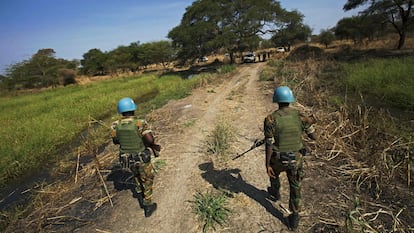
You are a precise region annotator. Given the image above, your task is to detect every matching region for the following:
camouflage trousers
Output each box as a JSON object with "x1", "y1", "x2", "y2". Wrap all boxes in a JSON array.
[
  {"x1": 268, "y1": 151, "x2": 304, "y2": 213},
  {"x1": 132, "y1": 161, "x2": 155, "y2": 206}
]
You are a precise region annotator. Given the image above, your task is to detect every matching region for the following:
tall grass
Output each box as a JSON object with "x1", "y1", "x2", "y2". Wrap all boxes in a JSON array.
[
  {"x1": 0, "y1": 72, "x2": 219, "y2": 187},
  {"x1": 342, "y1": 57, "x2": 414, "y2": 110},
  {"x1": 206, "y1": 119, "x2": 235, "y2": 157}
]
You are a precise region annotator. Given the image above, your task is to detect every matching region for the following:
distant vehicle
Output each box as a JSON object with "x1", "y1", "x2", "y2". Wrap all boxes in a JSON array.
[
  {"x1": 276, "y1": 47, "x2": 285, "y2": 53},
  {"x1": 243, "y1": 52, "x2": 256, "y2": 63},
  {"x1": 198, "y1": 56, "x2": 209, "y2": 62}
]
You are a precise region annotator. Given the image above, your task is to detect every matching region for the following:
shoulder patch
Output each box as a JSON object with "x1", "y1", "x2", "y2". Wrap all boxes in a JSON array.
[
  {"x1": 265, "y1": 114, "x2": 275, "y2": 124},
  {"x1": 135, "y1": 120, "x2": 143, "y2": 128}
]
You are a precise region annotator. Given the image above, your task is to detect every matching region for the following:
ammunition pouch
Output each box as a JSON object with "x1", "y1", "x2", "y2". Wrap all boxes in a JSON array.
[
  {"x1": 275, "y1": 152, "x2": 297, "y2": 166},
  {"x1": 299, "y1": 148, "x2": 307, "y2": 157},
  {"x1": 119, "y1": 148, "x2": 151, "y2": 172},
  {"x1": 119, "y1": 153, "x2": 140, "y2": 170},
  {"x1": 140, "y1": 148, "x2": 151, "y2": 163}
]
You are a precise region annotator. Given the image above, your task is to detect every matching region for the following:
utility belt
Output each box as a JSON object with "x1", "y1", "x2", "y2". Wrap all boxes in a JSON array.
[
  {"x1": 273, "y1": 148, "x2": 306, "y2": 166},
  {"x1": 119, "y1": 148, "x2": 152, "y2": 170},
  {"x1": 274, "y1": 152, "x2": 297, "y2": 165}
]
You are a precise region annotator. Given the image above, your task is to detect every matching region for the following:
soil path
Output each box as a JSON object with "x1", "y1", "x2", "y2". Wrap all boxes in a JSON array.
[{"x1": 81, "y1": 62, "x2": 296, "y2": 232}]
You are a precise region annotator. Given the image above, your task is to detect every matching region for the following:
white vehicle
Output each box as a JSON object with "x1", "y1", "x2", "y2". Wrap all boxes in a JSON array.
[
  {"x1": 243, "y1": 52, "x2": 256, "y2": 63},
  {"x1": 198, "y1": 56, "x2": 209, "y2": 62},
  {"x1": 276, "y1": 47, "x2": 285, "y2": 53}
]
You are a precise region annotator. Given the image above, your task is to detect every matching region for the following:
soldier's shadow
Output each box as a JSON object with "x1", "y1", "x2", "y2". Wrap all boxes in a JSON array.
[
  {"x1": 199, "y1": 161, "x2": 288, "y2": 227},
  {"x1": 107, "y1": 166, "x2": 143, "y2": 207}
]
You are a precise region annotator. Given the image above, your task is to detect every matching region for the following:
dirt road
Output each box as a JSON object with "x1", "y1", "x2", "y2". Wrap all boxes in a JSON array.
[{"x1": 77, "y1": 62, "x2": 305, "y2": 232}]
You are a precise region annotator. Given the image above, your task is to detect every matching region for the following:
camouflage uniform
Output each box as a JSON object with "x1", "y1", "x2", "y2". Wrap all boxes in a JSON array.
[
  {"x1": 111, "y1": 116, "x2": 155, "y2": 206},
  {"x1": 264, "y1": 107, "x2": 315, "y2": 214}
]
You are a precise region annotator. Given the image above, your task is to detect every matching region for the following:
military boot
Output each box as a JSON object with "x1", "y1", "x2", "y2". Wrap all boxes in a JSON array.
[
  {"x1": 144, "y1": 203, "x2": 157, "y2": 217},
  {"x1": 267, "y1": 186, "x2": 280, "y2": 201},
  {"x1": 136, "y1": 192, "x2": 144, "y2": 208},
  {"x1": 288, "y1": 212, "x2": 299, "y2": 231}
]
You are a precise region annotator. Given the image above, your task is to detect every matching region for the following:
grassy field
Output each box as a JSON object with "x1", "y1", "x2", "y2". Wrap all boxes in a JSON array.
[
  {"x1": 0, "y1": 69, "x2": 230, "y2": 188},
  {"x1": 341, "y1": 56, "x2": 414, "y2": 110}
]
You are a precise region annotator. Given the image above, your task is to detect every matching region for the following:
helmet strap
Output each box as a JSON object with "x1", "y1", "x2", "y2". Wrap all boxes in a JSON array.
[
  {"x1": 122, "y1": 111, "x2": 135, "y2": 116},
  {"x1": 278, "y1": 103, "x2": 289, "y2": 108}
]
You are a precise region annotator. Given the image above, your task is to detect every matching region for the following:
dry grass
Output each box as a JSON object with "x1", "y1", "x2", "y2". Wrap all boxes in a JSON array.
[
  {"x1": 269, "y1": 54, "x2": 413, "y2": 232},
  {"x1": 1, "y1": 118, "x2": 120, "y2": 233}
]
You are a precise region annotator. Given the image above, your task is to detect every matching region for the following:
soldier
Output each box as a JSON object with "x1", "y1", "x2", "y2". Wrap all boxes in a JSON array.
[
  {"x1": 263, "y1": 86, "x2": 317, "y2": 231},
  {"x1": 111, "y1": 97, "x2": 161, "y2": 217}
]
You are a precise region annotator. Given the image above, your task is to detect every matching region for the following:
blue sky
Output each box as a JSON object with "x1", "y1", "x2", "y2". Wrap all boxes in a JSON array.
[{"x1": 0, "y1": 0, "x2": 359, "y2": 74}]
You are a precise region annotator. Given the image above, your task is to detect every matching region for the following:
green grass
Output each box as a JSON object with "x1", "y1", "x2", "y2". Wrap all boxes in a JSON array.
[
  {"x1": 342, "y1": 57, "x2": 414, "y2": 110},
  {"x1": 218, "y1": 64, "x2": 236, "y2": 74},
  {"x1": 0, "y1": 71, "x2": 222, "y2": 187},
  {"x1": 191, "y1": 191, "x2": 231, "y2": 233},
  {"x1": 206, "y1": 119, "x2": 235, "y2": 157}
]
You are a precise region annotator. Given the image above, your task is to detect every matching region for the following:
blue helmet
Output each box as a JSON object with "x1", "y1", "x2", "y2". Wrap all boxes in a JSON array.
[
  {"x1": 272, "y1": 86, "x2": 295, "y2": 103},
  {"x1": 117, "y1": 97, "x2": 137, "y2": 113}
]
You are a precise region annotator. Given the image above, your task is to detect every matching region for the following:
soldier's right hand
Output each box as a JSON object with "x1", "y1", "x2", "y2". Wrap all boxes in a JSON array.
[
  {"x1": 153, "y1": 149, "x2": 160, "y2": 157},
  {"x1": 267, "y1": 166, "x2": 276, "y2": 178}
]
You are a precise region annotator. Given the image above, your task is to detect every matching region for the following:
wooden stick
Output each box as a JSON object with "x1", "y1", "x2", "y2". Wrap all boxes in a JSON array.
[
  {"x1": 408, "y1": 152, "x2": 411, "y2": 187},
  {"x1": 96, "y1": 165, "x2": 113, "y2": 207},
  {"x1": 96, "y1": 229, "x2": 112, "y2": 233},
  {"x1": 75, "y1": 148, "x2": 80, "y2": 184},
  {"x1": 89, "y1": 115, "x2": 111, "y2": 129}
]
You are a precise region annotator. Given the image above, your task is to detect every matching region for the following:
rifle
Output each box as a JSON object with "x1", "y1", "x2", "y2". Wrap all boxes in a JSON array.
[{"x1": 232, "y1": 139, "x2": 265, "y2": 160}]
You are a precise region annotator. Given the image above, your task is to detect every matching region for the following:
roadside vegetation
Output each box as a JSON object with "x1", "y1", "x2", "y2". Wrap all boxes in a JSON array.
[
  {"x1": 342, "y1": 57, "x2": 414, "y2": 110},
  {"x1": 206, "y1": 119, "x2": 236, "y2": 158},
  {"x1": 0, "y1": 69, "x2": 232, "y2": 231},
  {"x1": 262, "y1": 47, "x2": 413, "y2": 232},
  {"x1": 191, "y1": 190, "x2": 231, "y2": 233},
  {"x1": 0, "y1": 71, "x2": 225, "y2": 189}
]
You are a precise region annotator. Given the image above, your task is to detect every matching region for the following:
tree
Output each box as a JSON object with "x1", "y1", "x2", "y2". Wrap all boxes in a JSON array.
[
  {"x1": 271, "y1": 10, "x2": 311, "y2": 50},
  {"x1": 105, "y1": 46, "x2": 133, "y2": 75},
  {"x1": 168, "y1": 0, "x2": 225, "y2": 63},
  {"x1": 335, "y1": 15, "x2": 386, "y2": 44},
  {"x1": 80, "y1": 48, "x2": 107, "y2": 76},
  {"x1": 0, "y1": 74, "x2": 14, "y2": 92},
  {"x1": 5, "y1": 49, "x2": 78, "y2": 90},
  {"x1": 319, "y1": 29, "x2": 336, "y2": 48},
  {"x1": 29, "y1": 48, "x2": 60, "y2": 87},
  {"x1": 343, "y1": 0, "x2": 414, "y2": 49},
  {"x1": 168, "y1": 0, "x2": 304, "y2": 63},
  {"x1": 148, "y1": 41, "x2": 176, "y2": 68}
]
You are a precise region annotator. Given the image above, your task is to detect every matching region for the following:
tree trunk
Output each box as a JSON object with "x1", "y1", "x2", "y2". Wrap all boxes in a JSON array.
[{"x1": 397, "y1": 30, "x2": 406, "y2": 50}]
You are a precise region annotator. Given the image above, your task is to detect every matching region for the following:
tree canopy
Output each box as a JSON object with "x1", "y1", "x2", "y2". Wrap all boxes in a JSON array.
[
  {"x1": 168, "y1": 0, "x2": 309, "y2": 63},
  {"x1": 318, "y1": 29, "x2": 336, "y2": 48},
  {"x1": 5, "y1": 49, "x2": 78, "y2": 90},
  {"x1": 2, "y1": 40, "x2": 176, "y2": 92},
  {"x1": 270, "y1": 10, "x2": 311, "y2": 50},
  {"x1": 80, "y1": 41, "x2": 176, "y2": 76},
  {"x1": 335, "y1": 14, "x2": 386, "y2": 44},
  {"x1": 343, "y1": 0, "x2": 414, "y2": 49}
]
